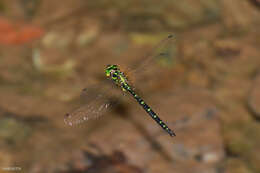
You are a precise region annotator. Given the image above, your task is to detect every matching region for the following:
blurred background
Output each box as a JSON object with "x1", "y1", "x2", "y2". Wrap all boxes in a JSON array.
[{"x1": 0, "y1": 0, "x2": 260, "y2": 173}]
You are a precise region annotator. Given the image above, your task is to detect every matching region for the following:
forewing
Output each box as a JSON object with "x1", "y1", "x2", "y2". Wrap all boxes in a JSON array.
[{"x1": 131, "y1": 34, "x2": 177, "y2": 76}]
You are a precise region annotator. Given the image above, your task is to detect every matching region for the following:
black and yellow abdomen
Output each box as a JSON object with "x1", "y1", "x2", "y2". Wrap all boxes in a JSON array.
[{"x1": 122, "y1": 83, "x2": 176, "y2": 137}]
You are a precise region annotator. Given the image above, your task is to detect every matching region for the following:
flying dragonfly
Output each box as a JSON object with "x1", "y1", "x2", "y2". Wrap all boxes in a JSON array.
[{"x1": 64, "y1": 34, "x2": 177, "y2": 137}]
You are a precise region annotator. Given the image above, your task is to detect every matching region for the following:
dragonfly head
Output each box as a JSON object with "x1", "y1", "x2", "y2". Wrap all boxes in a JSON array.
[{"x1": 105, "y1": 64, "x2": 120, "y2": 80}]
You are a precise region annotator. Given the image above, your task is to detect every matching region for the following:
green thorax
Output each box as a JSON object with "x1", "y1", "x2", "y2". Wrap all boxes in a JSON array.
[{"x1": 105, "y1": 64, "x2": 130, "y2": 91}]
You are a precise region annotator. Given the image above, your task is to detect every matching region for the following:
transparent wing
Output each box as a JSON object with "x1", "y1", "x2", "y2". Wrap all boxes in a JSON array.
[
  {"x1": 64, "y1": 81, "x2": 121, "y2": 126},
  {"x1": 130, "y1": 34, "x2": 177, "y2": 76}
]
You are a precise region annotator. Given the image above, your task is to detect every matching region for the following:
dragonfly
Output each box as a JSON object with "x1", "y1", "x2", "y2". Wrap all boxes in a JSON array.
[{"x1": 64, "y1": 34, "x2": 177, "y2": 137}]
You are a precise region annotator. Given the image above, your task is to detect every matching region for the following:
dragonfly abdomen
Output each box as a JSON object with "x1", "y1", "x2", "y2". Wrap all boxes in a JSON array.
[{"x1": 122, "y1": 83, "x2": 176, "y2": 137}]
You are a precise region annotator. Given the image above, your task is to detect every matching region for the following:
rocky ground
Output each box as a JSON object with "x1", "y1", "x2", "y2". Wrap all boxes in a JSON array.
[{"x1": 0, "y1": 0, "x2": 260, "y2": 173}]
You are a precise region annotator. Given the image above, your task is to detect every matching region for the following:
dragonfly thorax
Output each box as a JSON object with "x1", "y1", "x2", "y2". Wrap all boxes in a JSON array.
[{"x1": 105, "y1": 64, "x2": 129, "y2": 89}]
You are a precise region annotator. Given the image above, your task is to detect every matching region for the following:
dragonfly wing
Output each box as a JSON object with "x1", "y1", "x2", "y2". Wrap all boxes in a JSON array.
[
  {"x1": 64, "y1": 81, "x2": 120, "y2": 126},
  {"x1": 131, "y1": 34, "x2": 177, "y2": 76},
  {"x1": 64, "y1": 96, "x2": 112, "y2": 126}
]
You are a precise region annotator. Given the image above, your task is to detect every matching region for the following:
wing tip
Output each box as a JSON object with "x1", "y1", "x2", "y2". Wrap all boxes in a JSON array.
[{"x1": 64, "y1": 113, "x2": 73, "y2": 126}]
